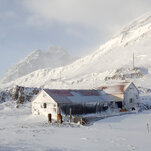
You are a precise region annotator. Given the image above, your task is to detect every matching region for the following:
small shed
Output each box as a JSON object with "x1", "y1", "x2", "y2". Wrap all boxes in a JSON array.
[
  {"x1": 32, "y1": 89, "x2": 112, "y2": 121},
  {"x1": 98, "y1": 82, "x2": 139, "y2": 110}
]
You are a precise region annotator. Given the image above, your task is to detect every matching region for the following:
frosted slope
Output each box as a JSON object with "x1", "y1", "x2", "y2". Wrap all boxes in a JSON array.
[{"x1": 1, "y1": 11, "x2": 151, "y2": 89}]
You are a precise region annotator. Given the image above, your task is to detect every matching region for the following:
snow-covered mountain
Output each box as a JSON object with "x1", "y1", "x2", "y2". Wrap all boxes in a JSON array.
[
  {"x1": 1, "y1": 11, "x2": 151, "y2": 89},
  {"x1": 1, "y1": 46, "x2": 76, "y2": 84}
]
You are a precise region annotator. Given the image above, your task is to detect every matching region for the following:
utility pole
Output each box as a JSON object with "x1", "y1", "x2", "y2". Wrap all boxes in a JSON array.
[
  {"x1": 133, "y1": 52, "x2": 135, "y2": 69},
  {"x1": 60, "y1": 70, "x2": 62, "y2": 81}
]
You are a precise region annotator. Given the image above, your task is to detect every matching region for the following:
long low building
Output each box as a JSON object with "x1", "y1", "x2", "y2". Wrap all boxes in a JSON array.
[
  {"x1": 32, "y1": 89, "x2": 113, "y2": 120},
  {"x1": 32, "y1": 82, "x2": 139, "y2": 121}
]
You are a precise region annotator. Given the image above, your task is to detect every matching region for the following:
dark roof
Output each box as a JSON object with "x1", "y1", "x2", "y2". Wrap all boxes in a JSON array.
[{"x1": 43, "y1": 89, "x2": 112, "y2": 104}]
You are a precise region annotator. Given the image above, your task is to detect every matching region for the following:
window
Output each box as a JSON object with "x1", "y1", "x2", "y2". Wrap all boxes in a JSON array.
[
  {"x1": 44, "y1": 103, "x2": 47, "y2": 108},
  {"x1": 129, "y1": 98, "x2": 133, "y2": 103}
]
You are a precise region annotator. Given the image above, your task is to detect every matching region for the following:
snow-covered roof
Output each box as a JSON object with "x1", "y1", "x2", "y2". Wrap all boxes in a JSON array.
[
  {"x1": 43, "y1": 89, "x2": 112, "y2": 104},
  {"x1": 98, "y1": 82, "x2": 134, "y2": 95}
]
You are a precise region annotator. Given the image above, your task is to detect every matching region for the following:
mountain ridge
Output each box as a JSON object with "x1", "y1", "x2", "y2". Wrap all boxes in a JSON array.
[
  {"x1": 1, "y1": 46, "x2": 76, "y2": 84},
  {"x1": 1, "y1": 11, "x2": 151, "y2": 89}
]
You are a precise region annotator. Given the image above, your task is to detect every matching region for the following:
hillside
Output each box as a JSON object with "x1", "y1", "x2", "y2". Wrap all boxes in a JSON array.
[
  {"x1": 1, "y1": 11, "x2": 151, "y2": 89},
  {"x1": 1, "y1": 46, "x2": 76, "y2": 84}
]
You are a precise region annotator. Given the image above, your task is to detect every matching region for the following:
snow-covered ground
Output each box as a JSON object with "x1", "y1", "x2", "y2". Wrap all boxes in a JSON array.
[
  {"x1": 1, "y1": 11, "x2": 151, "y2": 151},
  {"x1": 0, "y1": 101, "x2": 151, "y2": 151}
]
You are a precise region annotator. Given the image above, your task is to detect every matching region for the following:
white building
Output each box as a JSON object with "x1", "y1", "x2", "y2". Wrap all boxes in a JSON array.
[
  {"x1": 98, "y1": 82, "x2": 139, "y2": 110},
  {"x1": 32, "y1": 89, "x2": 112, "y2": 121},
  {"x1": 32, "y1": 82, "x2": 139, "y2": 121}
]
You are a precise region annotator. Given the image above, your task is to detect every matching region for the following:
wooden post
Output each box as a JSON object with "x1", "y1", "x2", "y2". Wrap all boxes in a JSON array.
[
  {"x1": 147, "y1": 123, "x2": 149, "y2": 134},
  {"x1": 80, "y1": 117, "x2": 83, "y2": 125},
  {"x1": 69, "y1": 108, "x2": 72, "y2": 123}
]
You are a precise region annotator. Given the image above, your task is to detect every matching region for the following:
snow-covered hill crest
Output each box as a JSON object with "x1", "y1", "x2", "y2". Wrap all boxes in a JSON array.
[
  {"x1": 1, "y1": 46, "x2": 76, "y2": 84},
  {"x1": 1, "y1": 11, "x2": 151, "y2": 89}
]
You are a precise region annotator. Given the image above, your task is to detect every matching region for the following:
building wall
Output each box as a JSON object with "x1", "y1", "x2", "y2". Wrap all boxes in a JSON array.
[
  {"x1": 108, "y1": 94, "x2": 124, "y2": 102},
  {"x1": 32, "y1": 90, "x2": 58, "y2": 120},
  {"x1": 123, "y1": 83, "x2": 139, "y2": 109}
]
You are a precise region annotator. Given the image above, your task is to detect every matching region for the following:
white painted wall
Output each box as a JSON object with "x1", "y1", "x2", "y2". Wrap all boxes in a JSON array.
[
  {"x1": 32, "y1": 90, "x2": 58, "y2": 120},
  {"x1": 123, "y1": 83, "x2": 139, "y2": 110}
]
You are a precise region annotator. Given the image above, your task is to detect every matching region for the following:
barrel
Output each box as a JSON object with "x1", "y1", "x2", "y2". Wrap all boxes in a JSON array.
[{"x1": 57, "y1": 114, "x2": 62, "y2": 124}]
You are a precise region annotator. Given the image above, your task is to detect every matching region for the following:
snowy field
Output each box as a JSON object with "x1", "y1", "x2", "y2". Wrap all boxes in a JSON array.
[
  {"x1": 0, "y1": 9, "x2": 151, "y2": 151},
  {"x1": 0, "y1": 102, "x2": 151, "y2": 151}
]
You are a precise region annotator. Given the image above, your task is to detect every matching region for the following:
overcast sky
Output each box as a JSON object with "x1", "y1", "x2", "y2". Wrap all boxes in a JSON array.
[{"x1": 0, "y1": 0, "x2": 151, "y2": 78}]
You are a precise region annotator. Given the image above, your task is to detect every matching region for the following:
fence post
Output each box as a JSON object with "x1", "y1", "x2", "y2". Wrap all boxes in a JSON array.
[
  {"x1": 147, "y1": 123, "x2": 149, "y2": 134},
  {"x1": 69, "y1": 108, "x2": 72, "y2": 123}
]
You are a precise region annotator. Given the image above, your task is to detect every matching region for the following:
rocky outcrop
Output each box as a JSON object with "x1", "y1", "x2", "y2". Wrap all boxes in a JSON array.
[{"x1": 0, "y1": 85, "x2": 40, "y2": 104}]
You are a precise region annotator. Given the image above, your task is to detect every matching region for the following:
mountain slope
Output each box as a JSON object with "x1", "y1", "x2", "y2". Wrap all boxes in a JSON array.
[
  {"x1": 1, "y1": 11, "x2": 151, "y2": 89},
  {"x1": 1, "y1": 46, "x2": 76, "y2": 84}
]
